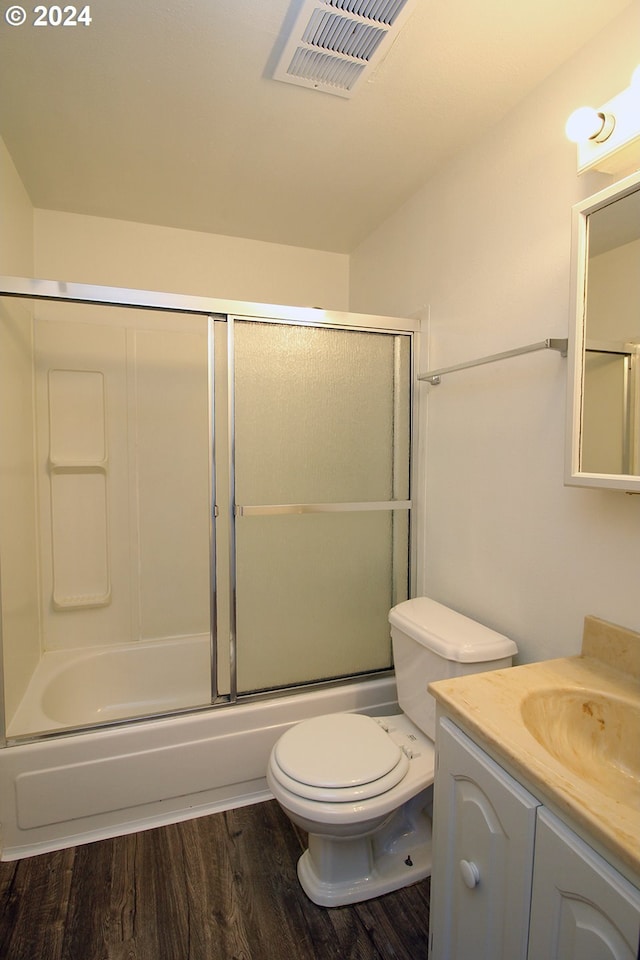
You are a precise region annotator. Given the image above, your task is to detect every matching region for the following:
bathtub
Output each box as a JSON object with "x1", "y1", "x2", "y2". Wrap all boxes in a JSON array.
[
  {"x1": 0, "y1": 637, "x2": 397, "y2": 860},
  {"x1": 7, "y1": 634, "x2": 213, "y2": 736}
]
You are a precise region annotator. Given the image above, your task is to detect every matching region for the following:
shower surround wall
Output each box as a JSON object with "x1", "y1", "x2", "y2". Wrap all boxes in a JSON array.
[{"x1": 33, "y1": 303, "x2": 210, "y2": 655}]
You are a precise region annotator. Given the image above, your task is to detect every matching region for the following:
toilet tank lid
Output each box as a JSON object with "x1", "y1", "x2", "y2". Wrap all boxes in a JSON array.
[{"x1": 389, "y1": 597, "x2": 517, "y2": 662}]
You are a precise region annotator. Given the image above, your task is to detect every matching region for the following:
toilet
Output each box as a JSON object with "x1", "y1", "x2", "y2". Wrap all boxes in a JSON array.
[{"x1": 267, "y1": 597, "x2": 517, "y2": 907}]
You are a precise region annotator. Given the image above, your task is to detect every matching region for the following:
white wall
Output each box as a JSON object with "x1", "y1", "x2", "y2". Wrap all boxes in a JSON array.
[
  {"x1": 0, "y1": 138, "x2": 33, "y2": 274},
  {"x1": 34, "y1": 209, "x2": 350, "y2": 311},
  {"x1": 350, "y1": 4, "x2": 640, "y2": 663},
  {"x1": 0, "y1": 137, "x2": 40, "y2": 721}
]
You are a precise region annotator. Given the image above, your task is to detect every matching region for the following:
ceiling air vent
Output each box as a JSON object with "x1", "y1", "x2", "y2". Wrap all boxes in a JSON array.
[{"x1": 272, "y1": 0, "x2": 419, "y2": 98}]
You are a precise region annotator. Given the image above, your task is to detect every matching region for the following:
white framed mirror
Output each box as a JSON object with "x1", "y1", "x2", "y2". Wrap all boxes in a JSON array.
[{"x1": 566, "y1": 169, "x2": 640, "y2": 491}]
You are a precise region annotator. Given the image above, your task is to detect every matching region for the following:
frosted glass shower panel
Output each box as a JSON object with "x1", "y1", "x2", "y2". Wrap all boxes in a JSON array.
[
  {"x1": 235, "y1": 512, "x2": 400, "y2": 692},
  {"x1": 233, "y1": 319, "x2": 411, "y2": 692},
  {"x1": 234, "y1": 322, "x2": 410, "y2": 504}
]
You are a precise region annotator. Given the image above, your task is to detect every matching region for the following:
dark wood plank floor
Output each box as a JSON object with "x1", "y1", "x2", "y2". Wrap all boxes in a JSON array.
[{"x1": 0, "y1": 799, "x2": 430, "y2": 960}]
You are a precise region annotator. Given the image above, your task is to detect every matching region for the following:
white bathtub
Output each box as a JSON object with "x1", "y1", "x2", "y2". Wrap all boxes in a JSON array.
[
  {"x1": 0, "y1": 638, "x2": 397, "y2": 860},
  {"x1": 8, "y1": 634, "x2": 213, "y2": 736}
]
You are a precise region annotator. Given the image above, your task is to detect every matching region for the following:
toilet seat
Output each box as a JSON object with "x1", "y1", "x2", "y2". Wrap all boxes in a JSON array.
[{"x1": 271, "y1": 713, "x2": 410, "y2": 803}]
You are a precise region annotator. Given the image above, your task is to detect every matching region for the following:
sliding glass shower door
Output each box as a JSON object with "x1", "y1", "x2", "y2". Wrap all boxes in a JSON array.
[
  {"x1": 1, "y1": 282, "x2": 414, "y2": 739},
  {"x1": 226, "y1": 318, "x2": 412, "y2": 696}
]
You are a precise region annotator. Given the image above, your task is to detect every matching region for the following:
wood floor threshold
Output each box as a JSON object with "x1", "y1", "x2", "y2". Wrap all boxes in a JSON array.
[{"x1": 0, "y1": 799, "x2": 430, "y2": 959}]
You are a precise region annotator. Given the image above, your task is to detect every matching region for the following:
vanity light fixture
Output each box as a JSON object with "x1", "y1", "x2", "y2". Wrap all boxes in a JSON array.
[
  {"x1": 566, "y1": 65, "x2": 640, "y2": 174},
  {"x1": 565, "y1": 107, "x2": 615, "y2": 145}
]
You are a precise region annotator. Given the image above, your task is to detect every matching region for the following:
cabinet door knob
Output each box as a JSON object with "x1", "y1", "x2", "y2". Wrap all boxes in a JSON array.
[{"x1": 459, "y1": 859, "x2": 480, "y2": 889}]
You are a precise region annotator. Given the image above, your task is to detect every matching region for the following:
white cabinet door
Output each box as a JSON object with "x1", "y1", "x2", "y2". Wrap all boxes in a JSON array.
[
  {"x1": 429, "y1": 718, "x2": 540, "y2": 960},
  {"x1": 528, "y1": 808, "x2": 640, "y2": 960}
]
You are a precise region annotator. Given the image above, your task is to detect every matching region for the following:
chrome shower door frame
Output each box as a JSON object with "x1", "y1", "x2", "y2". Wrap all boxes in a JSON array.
[
  {"x1": 223, "y1": 313, "x2": 415, "y2": 703},
  {"x1": 0, "y1": 277, "x2": 419, "y2": 741}
]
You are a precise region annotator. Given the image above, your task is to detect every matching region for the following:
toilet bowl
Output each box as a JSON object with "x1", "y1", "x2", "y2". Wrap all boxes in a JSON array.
[
  {"x1": 267, "y1": 711, "x2": 435, "y2": 906},
  {"x1": 267, "y1": 597, "x2": 517, "y2": 907}
]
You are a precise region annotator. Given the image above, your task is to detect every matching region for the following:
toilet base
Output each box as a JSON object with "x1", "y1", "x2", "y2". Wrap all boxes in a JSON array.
[{"x1": 296, "y1": 788, "x2": 433, "y2": 907}]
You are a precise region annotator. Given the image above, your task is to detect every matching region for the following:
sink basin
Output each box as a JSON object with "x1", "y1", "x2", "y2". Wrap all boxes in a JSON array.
[{"x1": 520, "y1": 688, "x2": 640, "y2": 806}]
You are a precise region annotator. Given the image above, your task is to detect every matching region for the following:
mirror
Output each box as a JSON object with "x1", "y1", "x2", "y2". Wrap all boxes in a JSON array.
[{"x1": 566, "y1": 169, "x2": 640, "y2": 491}]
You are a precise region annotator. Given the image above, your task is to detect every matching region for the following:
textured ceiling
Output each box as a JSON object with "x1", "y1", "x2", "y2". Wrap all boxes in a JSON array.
[{"x1": 0, "y1": 0, "x2": 632, "y2": 252}]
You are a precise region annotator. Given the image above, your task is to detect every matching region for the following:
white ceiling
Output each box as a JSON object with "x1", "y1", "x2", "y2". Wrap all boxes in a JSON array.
[{"x1": 0, "y1": 0, "x2": 631, "y2": 252}]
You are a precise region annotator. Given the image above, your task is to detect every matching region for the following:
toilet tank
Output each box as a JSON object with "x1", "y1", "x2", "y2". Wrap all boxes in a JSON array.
[{"x1": 388, "y1": 597, "x2": 517, "y2": 739}]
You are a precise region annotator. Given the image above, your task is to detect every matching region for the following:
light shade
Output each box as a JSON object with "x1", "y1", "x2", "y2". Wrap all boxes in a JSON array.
[{"x1": 565, "y1": 107, "x2": 607, "y2": 144}]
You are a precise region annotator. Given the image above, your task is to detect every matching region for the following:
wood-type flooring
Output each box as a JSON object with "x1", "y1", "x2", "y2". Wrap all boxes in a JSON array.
[{"x1": 0, "y1": 798, "x2": 430, "y2": 960}]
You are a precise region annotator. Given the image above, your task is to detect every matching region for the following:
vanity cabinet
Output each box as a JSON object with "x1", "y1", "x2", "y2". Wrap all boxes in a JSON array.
[
  {"x1": 429, "y1": 717, "x2": 640, "y2": 960},
  {"x1": 528, "y1": 809, "x2": 640, "y2": 960},
  {"x1": 429, "y1": 717, "x2": 540, "y2": 960}
]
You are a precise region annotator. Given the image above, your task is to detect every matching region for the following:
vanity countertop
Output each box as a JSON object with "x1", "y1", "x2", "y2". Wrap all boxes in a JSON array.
[{"x1": 428, "y1": 615, "x2": 640, "y2": 879}]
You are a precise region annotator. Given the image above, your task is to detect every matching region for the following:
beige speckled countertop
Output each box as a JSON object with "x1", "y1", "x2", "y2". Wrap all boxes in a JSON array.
[{"x1": 428, "y1": 616, "x2": 640, "y2": 880}]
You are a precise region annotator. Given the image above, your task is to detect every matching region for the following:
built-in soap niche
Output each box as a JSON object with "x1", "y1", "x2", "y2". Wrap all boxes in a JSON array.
[{"x1": 48, "y1": 368, "x2": 111, "y2": 610}]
